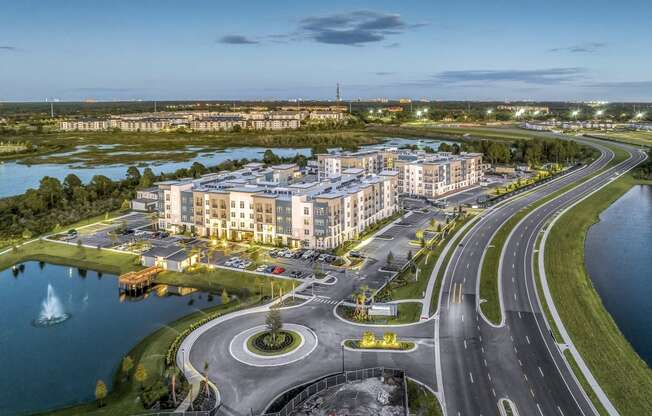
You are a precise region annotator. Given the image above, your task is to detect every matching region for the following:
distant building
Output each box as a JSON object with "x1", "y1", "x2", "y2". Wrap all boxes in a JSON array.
[{"x1": 59, "y1": 118, "x2": 111, "y2": 131}]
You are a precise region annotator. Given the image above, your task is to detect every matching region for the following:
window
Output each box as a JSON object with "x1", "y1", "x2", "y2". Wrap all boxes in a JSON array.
[
  {"x1": 240, "y1": 201, "x2": 244, "y2": 209},
  {"x1": 240, "y1": 222, "x2": 245, "y2": 228},
  {"x1": 304, "y1": 229, "x2": 310, "y2": 235},
  {"x1": 231, "y1": 221, "x2": 236, "y2": 227},
  {"x1": 231, "y1": 201, "x2": 236, "y2": 208},
  {"x1": 231, "y1": 212, "x2": 235, "y2": 218},
  {"x1": 240, "y1": 212, "x2": 244, "y2": 218},
  {"x1": 304, "y1": 207, "x2": 309, "y2": 215},
  {"x1": 304, "y1": 218, "x2": 310, "y2": 226}
]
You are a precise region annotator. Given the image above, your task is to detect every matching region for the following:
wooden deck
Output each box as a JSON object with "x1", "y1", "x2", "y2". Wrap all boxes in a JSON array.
[{"x1": 118, "y1": 266, "x2": 162, "y2": 294}]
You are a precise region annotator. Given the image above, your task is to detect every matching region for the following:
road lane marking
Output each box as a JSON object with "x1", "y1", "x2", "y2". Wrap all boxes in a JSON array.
[
  {"x1": 526, "y1": 335, "x2": 531, "y2": 344},
  {"x1": 461, "y1": 314, "x2": 464, "y2": 322},
  {"x1": 557, "y1": 406, "x2": 565, "y2": 415},
  {"x1": 537, "y1": 403, "x2": 544, "y2": 416},
  {"x1": 514, "y1": 346, "x2": 518, "y2": 353},
  {"x1": 469, "y1": 372, "x2": 474, "y2": 383},
  {"x1": 466, "y1": 263, "x2": 469, "y2": 269},
  {"x1": 531, "y1": 388, "x2": 535, "y2": 398},
  {"x1": 492, "y1": 388, "x2": 496, "y2": 397},
  {"x1": 513, "y1": 293, "x2": 517, "y2": 301},
  {"x1": 512, "y1": 263, "x2": 515, "y2": 268},
  {"x1": 483, "y1": 359, "x2": 487, "y2": 367},
  {"x1": 487, "y1": 373, "x2": 492, "y2": 382},
  {"x1": 518, "y1": 311, "x2": 522, "y2": 319},
  {"x1": 538, "y1": 367, "x2": 544, "y2": 377},
  {"x1": 519, "y1": 359, "x2": 523, "y2": 367},
  {"x1": 523, "y1": 373, "x2": 528, "y2": 381},
  {"x1": 464, "y1": 340, "x2": 467, "y2": 349}
]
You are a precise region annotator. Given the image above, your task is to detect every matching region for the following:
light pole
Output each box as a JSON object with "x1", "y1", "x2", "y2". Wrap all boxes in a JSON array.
[
  {"x1": 181, "y1": 347, "x2": 185, "y2": 371},
  {"x1": 341, "y1": 344, "x2": 345, "y2": 373}
]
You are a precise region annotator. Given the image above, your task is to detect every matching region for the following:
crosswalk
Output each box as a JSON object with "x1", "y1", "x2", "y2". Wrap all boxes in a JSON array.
[{"x1": 312, "y1": 296, "x2": 340, "y2": 305}]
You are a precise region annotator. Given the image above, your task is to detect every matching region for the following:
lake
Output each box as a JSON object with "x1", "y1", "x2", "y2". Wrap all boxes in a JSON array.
[
  {"x1": 0, "y1": 262, "x2": 218, "y2": 415},
  {"x1": 0, "y1": 137, "x2": 450, "y2": 198},
  {"x1": 585, "y1": 184, "x2": 652, "y2": 367}
]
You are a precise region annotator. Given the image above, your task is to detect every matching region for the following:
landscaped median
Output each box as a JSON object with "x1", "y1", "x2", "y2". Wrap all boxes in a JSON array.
[
  {"x1": 343, "y1": 331, "x2": 415, "y2": 352},
  {"x1": 479, "y1": 141, "x2": 631, "y2": 325},
  {"x1": 543, "y1": 173, "x2": 652, "y2": 415}
]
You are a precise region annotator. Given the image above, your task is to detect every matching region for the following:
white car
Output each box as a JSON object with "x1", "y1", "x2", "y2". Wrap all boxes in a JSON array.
[{"x1": 256, "y1": 264, "x2": 268, "y2": 272}]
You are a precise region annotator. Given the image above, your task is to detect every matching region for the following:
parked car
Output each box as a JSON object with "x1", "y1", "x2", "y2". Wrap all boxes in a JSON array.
[
  {"x1": 272, "y1": 267, "x2": 285, "y2": 275},
  {"x1": 265, "y1": 265, "x2": 276, "y2": 273},
  {"x1": 256, "y1": 264, "x2": 268, "y2": 272},
  {"x1": 349, "y1": 251, "x2": 361, "y2": 258}
]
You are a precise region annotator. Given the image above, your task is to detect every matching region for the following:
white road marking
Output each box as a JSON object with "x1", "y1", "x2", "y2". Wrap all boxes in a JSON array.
[
  {"x1": 531, "y1": 388, "x2": 535, "y2": 398},
  {"x1": 492, "y1": 388, "x2": 496, "y2": 397},
  {"x1": 481, "y1": 346, "x2": 485, "y2": 353},
  {"x1": 513, "y1": 251, "x2": 516, "y2": 256},
  {"x1": 466, "y1": 263, "x2": 470, "y2": 269},
  {"x1": 519, "y1": 359, "x2": 523, "y2": 367},
  {"x1": 526, "y1": 335, "x2": 531, "y2": 344},
  {"x1": 518, "y1": 311, "x2": 522, "y2": 319},
  {"x1": 557, "y1": 406, "x2": 565, "y2": 416},
  {"x1": 464, "y1": 340, "x2": 467, "y2": 349},
  {"x1": 510, "y1": 335, "x2": 514, "y2": 341},
  {"x1": 537, "y1": 403, "x2": 544, "y2": 416},
  {"x1": 513, "y1": 293, "x2": 517, "y2": 301},
  {"x1": 524, "y1": 373, "x2": 528, "y2": 381},
  {"x1": 514, "y1": 346, "x2": 518, "y2": 354},
  {"x1": 469, "y1": 372, "x2": 474, "y2": 383},
  {"x1": 512, "y1": 263, "x2": 515, "y2": 268},
  {"x1": 479, "y1": 335, "x2": 483, "y2": 342},
  {"x1": 483, "y1": 359, "x2": 488, "y2": 367},
  {"x1": 538, "y1": 367, "x2": 544, "y2": 377},
  {"x1": 487, "y1": 373, "x2": 492, "y2": 382},
  {"x1": 512, "y1": 276, "x2": 515, "y2": 283}
]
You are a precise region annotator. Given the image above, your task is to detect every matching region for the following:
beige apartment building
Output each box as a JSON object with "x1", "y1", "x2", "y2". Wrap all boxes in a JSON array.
[
  {"x1": 318, "y1": 148, "x2": 483, "y2": 198},
  {"x1": 158, "y1": 164, "x2": 398, "y2": 249},
  {"x1": 59, "y1": 119, "x2": 111, "y2": 131}
]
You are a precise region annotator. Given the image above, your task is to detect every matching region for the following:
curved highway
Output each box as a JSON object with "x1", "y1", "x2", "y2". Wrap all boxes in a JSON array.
[{"x1": 437, "y1": 137, "x2": 646, "y2": 416}]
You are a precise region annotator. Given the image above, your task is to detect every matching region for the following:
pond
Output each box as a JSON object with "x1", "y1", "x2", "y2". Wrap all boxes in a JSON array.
[
  {"x1": 585, "y1": 184, "x2": 652, "y2": 367},
  {"x1": 0, "y1": 137, "x2": 452, "y2": 198},
  {"x1": 0, "y1": 261, "x2": 218, "y2": 415}
]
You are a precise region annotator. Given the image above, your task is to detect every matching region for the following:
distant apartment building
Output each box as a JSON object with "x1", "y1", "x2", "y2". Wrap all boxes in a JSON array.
[
  {"x1": 157, "y1": 164, "x2": 398, "y2": 249},
  {"x1": 309, "y1": 111, "x2": 345, "y2": 122},
  {"x1": 318, "y1": 147, "x2": 484, "y2": 198},
  {"x1": 190, "y1": 116, "x2": 247, "y2": 131},
  {"x1": 59, "y1": 118, "x2": 111, "y2": 131},
  {"x1": 497, "y1": 105, "x2": 550, "y2": 114}
]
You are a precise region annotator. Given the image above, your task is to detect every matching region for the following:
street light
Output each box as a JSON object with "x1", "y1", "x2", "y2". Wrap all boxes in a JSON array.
[
  {"x1": 636, "y1": 112, "x2": 645, "y2": 119},
  {"x1": 571, "y1": 110, "x2": 580, "y2": 120},
  {"x1": 486, "y1": 109, "x2": 493, "y2": 115},
  {"x1": 595, "y1": 109, "x2": 604, "y2": 118},
  {"x1": 416, "y1": 110, "x2": 423, "y2": 118}
]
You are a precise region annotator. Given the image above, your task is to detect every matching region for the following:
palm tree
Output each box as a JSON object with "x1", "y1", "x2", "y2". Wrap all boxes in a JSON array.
[
  {"x1": 203, "y1": 361, "x2": 211, "y2": 397},
  {"x1": 121, "y1": 355, "x2": 134, "y2": 382},
  {"x1": 166, "y1": 366, "x2": 178, "y2": 405},
  {"x1": 134, "y1": 363, "x2": 148, "y2": 390}
]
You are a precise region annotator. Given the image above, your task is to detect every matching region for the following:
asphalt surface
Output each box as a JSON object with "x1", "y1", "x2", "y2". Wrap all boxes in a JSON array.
[{"x1": 437, "y1": 138, "x2": 646, "y2": 416}]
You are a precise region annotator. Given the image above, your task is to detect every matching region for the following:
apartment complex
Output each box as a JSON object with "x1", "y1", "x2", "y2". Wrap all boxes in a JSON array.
[
  {"x1": 59, "y1": 109, "x2": 344, "y2": 132},
  {"x1": 157, "y1": 164, "x2": 398, "y2": 249},
  {"x1": 318, "y1": 147, "x2": 483, "y2": 198}
]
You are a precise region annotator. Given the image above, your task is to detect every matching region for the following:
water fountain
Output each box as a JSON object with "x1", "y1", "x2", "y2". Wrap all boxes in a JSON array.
[{"x1": 32, "y1": 284, "x2": 71, "y2": 327}]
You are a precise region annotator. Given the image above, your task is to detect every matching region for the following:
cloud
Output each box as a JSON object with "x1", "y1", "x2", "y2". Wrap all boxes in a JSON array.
[
  {"x1": 583, "y1": 80, "x2": 652, "y2": 89},
  {"x1": 548, "y1": 42, "x2": 607, "y2": 53},
  {"x1": 425, "y1": 67, "x2": 587, "y2": 85},
  {"x1": 0, "y1": 46, "x2": 17, "y2": 51},
  {"x1": 218, "y1": 35, "x2": 259, "y2": 45},
  {"x1": 375, "y1": 71, "x2": 395, "y2": 76},
  {"x1": 384, "y1": 42, "x2": 400, "y2": 48},
  {"x1": 297, "y1": 10, "x2": 425, "y2": 46}
]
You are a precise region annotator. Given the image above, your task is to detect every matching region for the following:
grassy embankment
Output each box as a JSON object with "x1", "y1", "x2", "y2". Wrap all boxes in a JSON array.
[
  {"x1": 390, "y1": 124, "x2": 561, "y2": 142},
  {"x1": 478, "y1": 144, "x2": 629, "y2": 324},
  {"x1": 3, "y1": 128, "x2": 383, "y2": 166},
  {"x1": 407, "y1": 379, "x2": 444, "y2": 416},
  {"x1": 588, "y1": 131, "x2": 652, "y2": 148},
  {"x1": 544, "y1": 173, "x2": 652, "y2": 415},
  {"x1": 44, "y1": 297, "x2": 257, "y2": 416}
]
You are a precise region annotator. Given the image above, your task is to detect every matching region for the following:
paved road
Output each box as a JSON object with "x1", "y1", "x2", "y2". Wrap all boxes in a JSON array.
[{"x1": 437, "y1": 138, "x2": 646, "y2": 416}]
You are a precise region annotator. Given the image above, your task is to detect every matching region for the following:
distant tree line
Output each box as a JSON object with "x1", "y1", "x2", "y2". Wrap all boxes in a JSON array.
[
  {"x1": 0, "y1": 150, "x2": 307, "y2": 241},
  {"x1": 437, "y1": 138, "x2": 596, "y2": 166}
]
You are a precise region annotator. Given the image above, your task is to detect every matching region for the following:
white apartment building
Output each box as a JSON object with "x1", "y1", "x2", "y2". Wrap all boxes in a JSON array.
[{"x1": 59, "y1": 119, "x2": 111, "y2": 131}]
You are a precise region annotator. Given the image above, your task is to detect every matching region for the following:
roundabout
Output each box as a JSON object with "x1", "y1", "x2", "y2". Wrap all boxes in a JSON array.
[{"x1": 229, "y1": 323, "x2": 318, "y2": 367}]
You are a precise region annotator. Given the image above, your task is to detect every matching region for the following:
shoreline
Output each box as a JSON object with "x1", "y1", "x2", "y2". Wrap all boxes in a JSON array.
[{"x1": 544, "y1": 174, "x2": 652, "y2": 415}]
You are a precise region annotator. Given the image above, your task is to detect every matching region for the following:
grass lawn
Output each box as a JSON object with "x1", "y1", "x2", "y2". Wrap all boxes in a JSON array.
[
  {"x1": 588, "y1": 131, "x2": 652, "y2": 148},
  {"x1": 406, "y1": 379, "x2": 443, "y2": 416},
  {"x1": 398, "y1": 124, "x2": 560, "y2": 142},
  {"x1": 544, "y1": 173, "x2": 652, "y2": 415},
  {"x1": 0, "y1": 239, "x2": 139, "y2": 275},
  {"x1": 154, "y1": 266, "x2": 296, "y2": 299},
  {"x1": 44, "y1": 297, "x2": 258, "y2": 416}
]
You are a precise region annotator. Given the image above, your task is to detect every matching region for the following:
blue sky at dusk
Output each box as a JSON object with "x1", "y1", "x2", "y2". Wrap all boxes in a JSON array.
[{"x1": 1, "y1": 0, "x2": 651, "y2": 102}]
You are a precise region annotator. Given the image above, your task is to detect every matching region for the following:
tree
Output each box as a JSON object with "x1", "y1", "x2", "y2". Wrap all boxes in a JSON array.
[
  {"x1": 166, "y1": 366, "x2": 178, "y2": 405},
  {"x1": 221, "y1": 288, "x2": 229, "y2": 304},
  {"x1": 63, "y1": 174, "x2": 82, "y2": 199},
  {"x1": 39, "y1": 176, "x2": 63, "y2": 209},
  {"x1": 120, "y1": 199, "x2": 130, "y2": 211},
  {"x1": 139, "y1": 168, "x2": 156, "y2": 188},
  {"x1": 121, "y1": 355, "x2": 134, "y2": 380},
  {"x1": 134, "y1": 363, "x2": 148, "y2": 389},
  {"x1": 203, "y1": 361, "x2": 210, "y2": 397},
  {"x1": 189, "y1": 162, "x2": 207, "y2": 178},
  {"x1": 22, "y1": 229, "x2": 32, "y2": 240},
  {"x1": 262, "y1": 149, "x2": 281, "y2": 165},
  {"x1": 415, "y1": 229, "x2": 424, "y2": 240},
  {"x1": 386, "y1": 251, "x2": 394, "y2": 267},
  {"x1": 95, "y1": 379, "x2": 107, "y2": 407},
  {"x1": 265, "y1": 307, "x2": 283, "y2": 346},
  {"x1": 126, "y1": 166, "x2": 141, "y2": 185}
]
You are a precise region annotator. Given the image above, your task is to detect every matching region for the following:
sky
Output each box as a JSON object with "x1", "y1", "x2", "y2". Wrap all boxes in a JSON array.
[{"x1": 1, "y1": 0, "x2": 651, "y2": 102}]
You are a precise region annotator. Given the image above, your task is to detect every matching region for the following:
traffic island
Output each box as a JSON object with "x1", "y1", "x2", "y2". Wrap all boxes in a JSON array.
[
  {"x1": 246, "y1": 329, "x2": 302, "y2": 356},
  {"x1": 342, "y1": 331, "x2": 416, "y2": 352},
  {"x1": 229, "y1": 323, "x2": 318, "y2": 367}
]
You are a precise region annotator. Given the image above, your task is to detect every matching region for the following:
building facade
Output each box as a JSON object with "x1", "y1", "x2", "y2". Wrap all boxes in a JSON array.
[{"x1": 157, "y1": 164, "x2": 398, "y2": 250}]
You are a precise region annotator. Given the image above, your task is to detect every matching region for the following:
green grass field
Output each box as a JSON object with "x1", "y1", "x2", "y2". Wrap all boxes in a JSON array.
[
  {"x1": 589, "y1": 131, "x2": 652, "y2": 148},
  {"x1": 545, "y1": 174, "x2": 652, "y2": 415},
  {"x1": 0, "y1": 239, "x2": 139, "y2": 275},
  {"x1": 407, "y1": 379, "x2": 444, "y2": 416}
]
